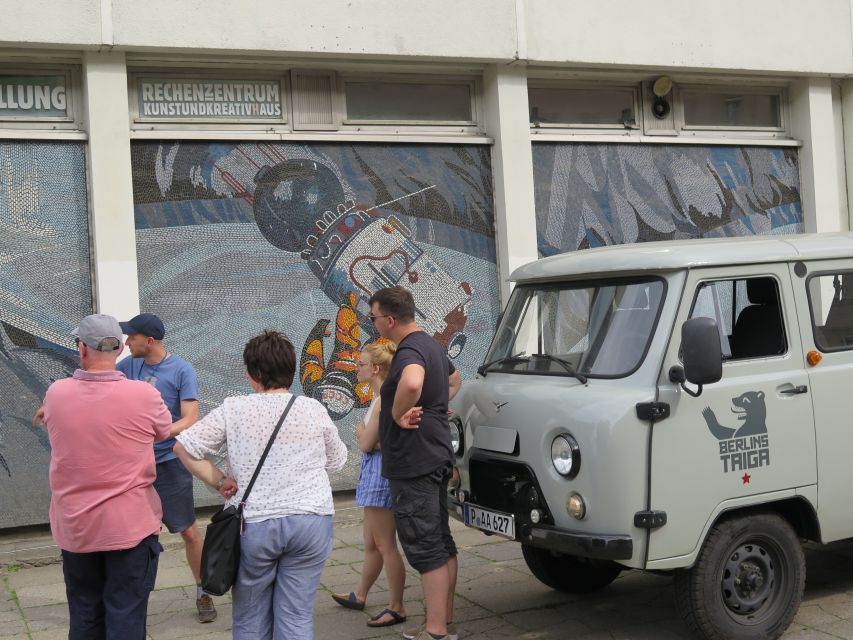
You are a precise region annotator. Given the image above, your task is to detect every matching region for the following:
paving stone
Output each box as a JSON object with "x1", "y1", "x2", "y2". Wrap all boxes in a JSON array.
[
  {"x1": 817, "y1": 599, "x2": 853, "y2": 620},
  {"x1": 0, "y1": 620, "x2": 29, "y2": 636},
  {"x1": 782, "y1": 628, "x2": 846, "y2": 639},
  {"x1": 814, "y1": 617, "x2": 853, "y2": 639},
  {"x1": 794, "y1": 603, "x2": 843, "y2": 627},
  {"x1": 5, "y1": 494, "x2": 853, "y2": 639},
  {"x1": 13, "y1": 581, "x2": 67, "y2": 609},
  {"x1": 7, "y1": 564, "x2": 67, "y2": 590}
]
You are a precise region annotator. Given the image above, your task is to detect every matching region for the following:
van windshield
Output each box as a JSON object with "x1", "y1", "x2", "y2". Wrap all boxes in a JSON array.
[{"x1": 482, "y1": 278, "x2": 665, "y2": 378}]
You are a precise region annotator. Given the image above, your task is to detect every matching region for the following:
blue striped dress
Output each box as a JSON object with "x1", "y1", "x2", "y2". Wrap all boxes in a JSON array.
[{"x1": 355, "y1": 399, "x2": 392, "y2": 509}]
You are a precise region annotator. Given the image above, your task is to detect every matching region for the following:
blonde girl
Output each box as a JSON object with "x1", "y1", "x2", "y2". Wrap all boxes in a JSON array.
[{"x1": 331, "y1": 340, "x2": 407, "y2": 627}]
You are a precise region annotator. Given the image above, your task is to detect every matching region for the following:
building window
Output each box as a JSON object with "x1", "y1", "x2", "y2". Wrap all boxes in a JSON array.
[
  {"x1": 343, "y1": 80, "x2": 473, "y2": 123},
  {"x1": 808, "y1": 272, "x2": 853, "y2": 352},
  {"x1": 681, "y1": 88, "x2": 783, "y2": 130},
  {"x1": 528, "y1": 78, "x2": 790, "y2": 140},
  {"x1": 528, "y1": 85, "x2": 638, "y2": 128},
  {"x1": 0, "y1": 66, "x2": 82, "y2": 131}
]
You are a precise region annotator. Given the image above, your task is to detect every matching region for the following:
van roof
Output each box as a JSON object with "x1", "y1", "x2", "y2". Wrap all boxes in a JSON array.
[{"x1": 510, "y1": 232, "x2": 853, "y2": 283}]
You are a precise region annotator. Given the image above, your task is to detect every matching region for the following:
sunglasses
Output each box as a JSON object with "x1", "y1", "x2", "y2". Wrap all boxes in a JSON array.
[{"x1": 367, "y1": 314, "x2": 393, "y2": 324}]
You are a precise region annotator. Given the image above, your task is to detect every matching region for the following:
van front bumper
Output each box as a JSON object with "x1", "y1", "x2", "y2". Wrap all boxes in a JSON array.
[{"x1": 448, "y1": 496, "x2": 633, "y2": 561}]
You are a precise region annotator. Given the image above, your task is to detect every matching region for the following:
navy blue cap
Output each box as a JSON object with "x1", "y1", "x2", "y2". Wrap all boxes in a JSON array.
[{"x1": 119, "y1": 313, "x2": 165, "y2": 340}]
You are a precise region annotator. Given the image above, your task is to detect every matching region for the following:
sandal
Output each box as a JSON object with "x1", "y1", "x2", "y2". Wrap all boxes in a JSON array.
[
  {"x1": 367, "y1": 608, "x2": 407, "y2": 627},
  {"x1": 331, "y1": 591, "x2": 365, "y2": 611}
]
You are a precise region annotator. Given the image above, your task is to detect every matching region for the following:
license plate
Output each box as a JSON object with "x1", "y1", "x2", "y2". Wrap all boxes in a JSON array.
[{"x1": 463, "y1": 504, "x2": 515, "y2": 539}]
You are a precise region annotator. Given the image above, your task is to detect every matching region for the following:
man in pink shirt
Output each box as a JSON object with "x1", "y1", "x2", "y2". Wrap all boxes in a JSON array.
[{"x1": 41, "y1": 314, "x2": 172, "y2": 640}]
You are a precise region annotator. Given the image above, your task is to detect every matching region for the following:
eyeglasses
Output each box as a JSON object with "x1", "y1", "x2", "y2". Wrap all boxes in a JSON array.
[{"x1": 367, "y1": 314, "x2": 393, "y2": 324}]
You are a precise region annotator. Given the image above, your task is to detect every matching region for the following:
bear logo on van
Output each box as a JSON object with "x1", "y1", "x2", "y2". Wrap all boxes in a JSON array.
[{"x1": 702, "y1": 390, "x2": 771, "y2": 474}]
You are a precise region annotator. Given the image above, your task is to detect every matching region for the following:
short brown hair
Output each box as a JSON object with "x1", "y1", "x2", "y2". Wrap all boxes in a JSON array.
[
  {"x1": 243, "y1": 330, "x2": 295, "y2": 390},
  {"x1": 368, "y1": 286, "x2": 415, "y2": 323}
]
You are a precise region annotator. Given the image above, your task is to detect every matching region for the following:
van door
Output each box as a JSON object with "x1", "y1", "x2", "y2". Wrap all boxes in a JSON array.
[
  {"x1": 648, "y1": 265, "x2": 817, "y2": 563},
  {"x1": 790, "y1": 263, "x2": 853, "y2": 542}
]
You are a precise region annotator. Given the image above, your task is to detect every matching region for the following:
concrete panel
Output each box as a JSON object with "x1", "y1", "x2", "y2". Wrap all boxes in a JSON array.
[
  {"x1": 0, "y1": 0, "x2": 102, "y2": 47},
  {"x1": 790, "y1": 78, "x2": 846, "y2": 233},
  {"x1": 524, "y1": 0, "x2": 853, "y2": 74},
  {"x1": 111, "y1": 0, "x2": 518, "y2": 61}
]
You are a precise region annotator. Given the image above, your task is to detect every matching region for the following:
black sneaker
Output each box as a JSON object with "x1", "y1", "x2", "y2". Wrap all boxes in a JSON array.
[{"x1": 196, "y1": 594, "x2": 217, "y2": 623}]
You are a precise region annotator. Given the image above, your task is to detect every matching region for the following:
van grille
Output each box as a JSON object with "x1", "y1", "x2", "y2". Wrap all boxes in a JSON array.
[{"x1": 468, "y1": 455, "x2": 552, "y2": 525}]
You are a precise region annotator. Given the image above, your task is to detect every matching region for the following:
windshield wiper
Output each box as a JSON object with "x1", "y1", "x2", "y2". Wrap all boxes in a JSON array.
[
  {"x1": 531, "y1": 354, "x2": 588, "y2": 384},
  {"x1": 477, "y1": 352, "x2": 528, "y2": 376}
]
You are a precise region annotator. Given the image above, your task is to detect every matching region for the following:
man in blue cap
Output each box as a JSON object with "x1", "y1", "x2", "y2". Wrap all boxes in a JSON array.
[{"x1": 117, "y1": 313, "x2": 217, "y2": 623}]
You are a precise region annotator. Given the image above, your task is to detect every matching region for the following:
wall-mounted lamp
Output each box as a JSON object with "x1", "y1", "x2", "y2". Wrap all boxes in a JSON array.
[{"x1": 651, "y1": 76, "x2": 673, "y2": 120}]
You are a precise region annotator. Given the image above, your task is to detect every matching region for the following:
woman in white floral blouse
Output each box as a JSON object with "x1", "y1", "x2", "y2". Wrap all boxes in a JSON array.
[{"x1": 175, "y1": 330, "x2": 347, "y2": 640}]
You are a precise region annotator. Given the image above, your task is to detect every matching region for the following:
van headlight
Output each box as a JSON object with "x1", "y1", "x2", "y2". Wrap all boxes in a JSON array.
[
  {"x1": 449, "y1": 418, "x2": 464, "y2": 456},
  {"x1": 551, "y1": 434, "x2": 580, "y2": 478}
]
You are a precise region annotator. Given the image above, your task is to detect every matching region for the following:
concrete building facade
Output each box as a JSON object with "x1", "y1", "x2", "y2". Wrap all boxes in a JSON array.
[{"x1": 1, "y1": 0, "x2": 851, "y2": 526}]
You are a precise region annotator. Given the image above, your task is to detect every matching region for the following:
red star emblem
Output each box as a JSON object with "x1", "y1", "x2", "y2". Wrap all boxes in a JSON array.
[{"x1": 741, "y1": 473, "x2": 751, "y2": 484}]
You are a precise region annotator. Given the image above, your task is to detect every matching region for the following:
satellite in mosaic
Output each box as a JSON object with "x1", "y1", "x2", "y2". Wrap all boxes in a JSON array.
[{"x1": 252, "y1": 159, "x2": 471, "y2": 419}]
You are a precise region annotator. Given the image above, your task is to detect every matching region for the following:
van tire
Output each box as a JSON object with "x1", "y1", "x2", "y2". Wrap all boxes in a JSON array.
[
  {"x1": 673, "y1": 513, "x2": 804, "y2": 640},
  {"x1": 521, "y1": 544, "x2": 622, "y2": 593}
]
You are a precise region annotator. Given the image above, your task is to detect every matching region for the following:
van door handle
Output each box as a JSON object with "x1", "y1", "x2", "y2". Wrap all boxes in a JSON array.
[{"x1": 780, "y1": 385, "x2": 808, "y2": 395}]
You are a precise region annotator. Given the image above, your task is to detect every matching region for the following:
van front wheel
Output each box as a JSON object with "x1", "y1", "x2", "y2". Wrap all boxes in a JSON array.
[
  {"x1": 521, "y1": 544, "x2": 622, "y2": 593},
  {"x1": 673, "y1": 513, "x2": 804, "y2": 640}
]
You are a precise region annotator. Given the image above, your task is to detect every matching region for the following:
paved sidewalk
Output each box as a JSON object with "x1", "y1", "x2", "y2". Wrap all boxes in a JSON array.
[{"x1": 4, "y1": 494, "x2": 853, "y2": 639}]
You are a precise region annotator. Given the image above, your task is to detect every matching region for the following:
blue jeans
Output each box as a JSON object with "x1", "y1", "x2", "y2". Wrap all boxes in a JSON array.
[
  {"x1": 232, "y1": 514, "x2": 333, "y2": 640},
  {"x1": 61, "y1": 534, "x2": 162, "y2": 640}
]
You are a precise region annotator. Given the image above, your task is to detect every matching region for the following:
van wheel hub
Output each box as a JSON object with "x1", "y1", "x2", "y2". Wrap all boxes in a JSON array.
[{"x1": 722, "y1": 543, "x2": 773, "y2": 614}]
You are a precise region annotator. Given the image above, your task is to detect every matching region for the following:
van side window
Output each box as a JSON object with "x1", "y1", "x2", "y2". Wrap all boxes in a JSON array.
[
  {"x1": 689, "y1": 277, "x2": 787, "y2": 360},
  {"x1": 807, "y1": 272, "x2": 853, "y2": 351}
]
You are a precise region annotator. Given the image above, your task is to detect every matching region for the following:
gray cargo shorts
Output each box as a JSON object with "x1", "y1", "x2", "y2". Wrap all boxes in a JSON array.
[{"x1": 389, "y1": 464, "x2": 458, "y2": 574}]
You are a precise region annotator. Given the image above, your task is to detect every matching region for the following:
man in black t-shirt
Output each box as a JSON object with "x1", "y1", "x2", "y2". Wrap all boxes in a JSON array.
[{"x1": 368, "y1": 286, "x2": 462, "y2": 640}]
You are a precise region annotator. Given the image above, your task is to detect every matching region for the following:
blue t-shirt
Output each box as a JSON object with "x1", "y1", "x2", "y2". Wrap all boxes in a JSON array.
[{"x1": 117, "y1": 354, "x2": 199, "y2": 463}]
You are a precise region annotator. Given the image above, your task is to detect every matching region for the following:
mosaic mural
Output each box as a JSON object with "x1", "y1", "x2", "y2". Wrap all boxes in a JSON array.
[
  {"x1": 0, "y1": 142, "x2": 90, "y2": 528},
  {"x1": 533, "y1": 144, "x2": 803, "y2": 255},
  {"x1": 131, "y1": 142, "x2": 499, "y2": 491}
]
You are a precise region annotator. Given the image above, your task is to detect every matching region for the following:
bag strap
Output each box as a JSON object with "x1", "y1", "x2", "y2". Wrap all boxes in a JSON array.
[{"x1": 238, "y1": 394, "x2": 297, "y2": 512}]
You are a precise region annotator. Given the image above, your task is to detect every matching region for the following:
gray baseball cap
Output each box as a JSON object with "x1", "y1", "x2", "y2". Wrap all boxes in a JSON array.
[{"x1": 71, "y1": 314, "x2": 123, "y2": 352}]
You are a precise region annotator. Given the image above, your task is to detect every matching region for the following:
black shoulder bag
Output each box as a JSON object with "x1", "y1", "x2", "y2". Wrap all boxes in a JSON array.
[{"x1": 200, "y1": 394, "x2": 297, "y2": 596}]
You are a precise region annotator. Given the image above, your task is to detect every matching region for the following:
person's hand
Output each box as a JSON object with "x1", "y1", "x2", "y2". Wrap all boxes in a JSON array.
[
  {"x1": 219, "y1": 477, "x2": 238, "y2": 499},
  {"x1": 32, "y1": 406, "x2": 45, "y2": 427},
  {"x1": 398, "y1": 406, "x2": 423, "y2": 429},
  {"x1": 447, "y1": 408, "x2": 455, "y2": 417}
]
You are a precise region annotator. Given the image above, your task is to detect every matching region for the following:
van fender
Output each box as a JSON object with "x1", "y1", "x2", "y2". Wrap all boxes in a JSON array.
[{"x1": 645, "y1": 486, "x2": 818, "y2": 571}]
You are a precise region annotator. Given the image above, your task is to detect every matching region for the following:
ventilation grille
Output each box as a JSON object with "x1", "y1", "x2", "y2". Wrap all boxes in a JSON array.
[{"x1": 291, "y1": 70, "x2": 338, "y2": 130}]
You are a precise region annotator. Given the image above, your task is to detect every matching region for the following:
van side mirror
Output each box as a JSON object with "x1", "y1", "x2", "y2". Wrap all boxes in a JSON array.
[{"x1": 669, "y1": 317, "x2": 723, "y2": 397}]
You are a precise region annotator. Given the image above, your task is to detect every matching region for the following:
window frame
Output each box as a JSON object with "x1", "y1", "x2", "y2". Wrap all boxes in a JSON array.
[
  {"x1": 483, "y1": 276, "x2": 667, "y2": 379},
  {"x1": 806, "y1": 270, "x2": 853, "y2": 353},
  {"x1": 676, "y1": 83, "x2": 787, "y2": 136},
  {"x1": 527, "y1": 80, "x2": 642, "y2": 133},
  {"x1": 128, "y1": 68, "x2": 289, "y2": 131},
  {"x1": 0, "y1": 65, "x2": 82, "y2": 131},
  {"x1": 338, "y1": 73, "x2": 481, "y2": 132},
  {"x1": 526, "y1": 76, "x2": 793, "y2": 143},
  {"x1": 687, "y1": 276, "x2": 788, "y2": 362}
]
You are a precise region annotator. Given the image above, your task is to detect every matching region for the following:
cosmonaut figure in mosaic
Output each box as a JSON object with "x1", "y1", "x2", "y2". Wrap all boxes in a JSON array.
[
  {"x1": 159, "y1": 144, "x2": 474, "y2": 420},
  {"x1": 251, "y1": 158, "x2": 471, "y2": 419}
]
